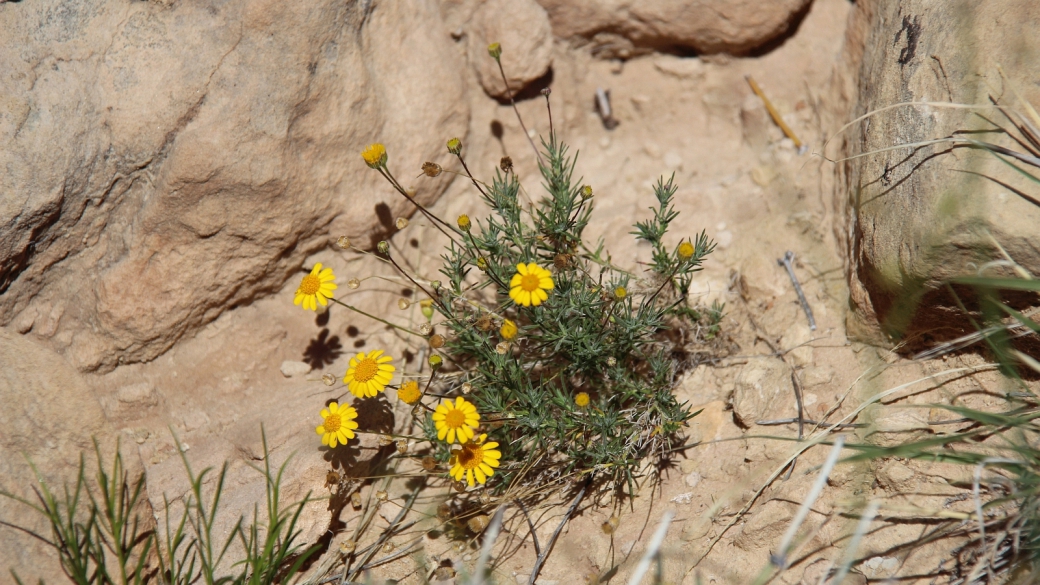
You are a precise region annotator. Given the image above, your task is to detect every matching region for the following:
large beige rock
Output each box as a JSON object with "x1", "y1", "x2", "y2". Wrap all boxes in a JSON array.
[
  {"x1": 0, "y1": 328, "x2": 141, "y2": 583},
  {"x1": 839, "y1": 0, "x2": 1040, "y2": 344},
  {"x1": 468, "y1": 0, "x2": 553, "y2": 98},
  {"x1": 535, "y1": 0, "x2": 813, "y2": 55},
  {"x1": 0, "y1": 0, "x2": 468, "y2": 372}
]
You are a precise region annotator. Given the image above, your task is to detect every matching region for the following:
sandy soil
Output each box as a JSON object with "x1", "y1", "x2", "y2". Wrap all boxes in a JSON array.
[{"x1": 83, "y1": 0, "x2": 1014, "y2": 582}]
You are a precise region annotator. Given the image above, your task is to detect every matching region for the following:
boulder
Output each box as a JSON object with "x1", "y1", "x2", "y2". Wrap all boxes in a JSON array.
[
  {"x1": 838, "y1": 0, "x2": 1040, "y2": 345},
  {"x1": 468, "y1": 0, "x2": 553, "y2": 98},
  {"x1": 0, "y1": 328, "x2": 141, "y2": 583},
  {"x1": 0, "y1": 0, "x2": 469, "y2": 372},
  {"x1": 534, "y1": 0, "x2": 813, "y2": 56}
]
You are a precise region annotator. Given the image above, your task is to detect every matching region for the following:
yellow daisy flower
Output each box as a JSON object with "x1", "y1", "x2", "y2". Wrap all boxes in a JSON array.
[
  {"x1": 499, "y1": 319, "x2": 518, "y2": 340},
  {"x1": 294, "y1": 263, "x2": 338, "y2": 311},
  {"x1": 432, "y1": 397, "x2": 480, "y2": 444},
  {"x1": 509, "y1": 263, "x2": 554, "y2": 307},
  {"x1": 575, "y1": 392, "x2": 590, "y2": 407},
  {"x1": 397, "y1": 380, "x2": 422, "y2": 404},
  {"x1": 344, "y1": 350, "x2": 395, "y2": 398},
  {"x1": 362, "y1": 143, "x2": 387, "y2": 169},
  {"x1": 316, "y1": 401, "x2": 359, "y2": 448},
  {"x1": 450, "y1": 434, "x2": 501, "y2": 487}
]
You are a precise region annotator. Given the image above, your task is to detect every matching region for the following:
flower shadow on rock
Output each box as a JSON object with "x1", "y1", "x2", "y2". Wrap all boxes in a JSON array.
[{"x1": 303, "y1": 328, "x2": 342, "y2": 369}]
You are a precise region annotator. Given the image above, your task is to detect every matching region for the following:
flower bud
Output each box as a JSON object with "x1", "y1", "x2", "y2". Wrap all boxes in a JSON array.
[
  {"x1": 377, "y1": 240, "x2": 390, "y2": 255},
  {"x1": 429, "y1": 354, "x2": 443, "y2": 369},
  {"x1": 487, "y1": 42, "x2": 502, "y2": 60},
  {"x1": 677, "y1": 241, "x2": 695, "y2": 261},
  {"x1": 541, "y1": 87, "x2": 551, "y2": 97},
  {"x1": 336, "y1": 236, "x2": 351, "y2": 249},
  {"x1": 457, "y1": 214, "x2": 471, "y2": 231},
  {"x1": 447, "y1": 137, "x2": 462, "y2": 155},
  {"x1": 613, "y1": 286, "x2": 627, "y2": 300},
  {"x1": 499, "y1": 319, "x2": 518, "y2": 340},
  {"x1": 580, "y1": 185, "x2": 593, "y2": 199},
  {"x1": 361, "y1": 143, "x2": 387, "y2": 169}
]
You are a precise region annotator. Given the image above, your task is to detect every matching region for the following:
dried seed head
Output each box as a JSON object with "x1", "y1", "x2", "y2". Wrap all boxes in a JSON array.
[
  {"x1": 339, "y1": 539, "x2": 356, "y2": 554},
  {"x1": 479, "y1": 491, "x2": 491, "y2": 505},
  {"x1": 378, "y1": 434, "x2": 394, "y2": 447},
  {"x1": 447, "y1": 137, "x2": 462, "y2": 155},
  {"x1": 452, "y1": 480, "x2": 467, "y2": 493},
  {"x1": 476, "y1": 314, "x2": 493, "y2": 331},
  {"x1": 461, "y1": 382, "x2": 472, "y2": 395},
  {"x1": 541, "y1": 87, "x2": 551, "y2": 96},
  {"x1": 396, "y1": 439, "x2": 408, "y2": 454},
  {"x1": 467, "y1": 514, "x2": 490, "y2": 533},
  {"x1": 606, "y1": 356, "x2": 617, "y2": 367},
  {"x1": 429, "y1": 334, "x2": 444, "y2": 349},
  {"x1": 422, "y1": 456, "x2": 437, "y2": 471},
  {"x1": 433, "y1": 566, "x2": 456, "y2": 580},
  {"x1": 419, "y1": 322, "x2": 433, "y2": 336},
  {"x1": 336, "y1": 236, "x2": 351, "y2": 249},
  {"x1": 554, "y1": 253, "x2": 570, "y2": 269},
  {"x1": 347, "y1": 278, "x2": 360, "y2": 289},
  {"x1": 375, "y1": 490, "x2": 388, "y2": 502},
  {"x1": 398, "y1": 298, "x2": 411, "y2": 310},
  {"x1": 382, "y1": 541, "x2": 395, "y2": 553},
  {"x1": 395, "y1": 217, "x2": 409, "y2": 230},
  {"x1": 326, "y1": 471, "x2": 340, "y2": 487},
  {"x1": 430, "y1": 280, "x2": 442, "y2": 291},
  {"x1": 437, "y1": 502, "x2": 452, "y2": 520},
  {"x1": 322, "y1": 373, "x2": 336, "y2": 386},
  {"x1": 495, "y1": 342, "x2": 510, "y2": 355},
  {"x1": 429, "y1": 354, "x2": 443, "y2": 369},
  {"x1": 422, "y1": 161, "x2": 443, "y2": 177},
  {"x1": 452, "y1": 540, "x2": 467, "y2": 553},
  {"x1": 377, "y1": 240, "x2": 390, "y2": 255},
  {"x1": 487, "y1": 42, "x2": 502, "y2": 60},
  {"x1": 602, "y1": 515, "x2": 620, "y2": 534},
  {"x1": 500, "y1": 156, "x2": 513, "y2": 172},
  {"x1": 350, "y1": 491, "x2": 362, "y2": 509},
  {"x1": 457, "y1": 214, "x2": 471, "y2": 231}
]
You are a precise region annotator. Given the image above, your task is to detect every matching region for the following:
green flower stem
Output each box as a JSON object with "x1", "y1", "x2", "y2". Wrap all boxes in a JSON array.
[
  {"x1": 463, "y1": 229, "x2": 509, "y2": 290},
  {"x1": 494, "y1": 58, "x2": 543, "y2": 167},
  {"x1": 454, "y1": 152, "x2": 491, "y2": 200},
  {"x1": 377, "y1": 166, "x2": 461, "y2": 243},
  {"x1": 328, "y1": 297, "x2": 423, "y2": 338}
]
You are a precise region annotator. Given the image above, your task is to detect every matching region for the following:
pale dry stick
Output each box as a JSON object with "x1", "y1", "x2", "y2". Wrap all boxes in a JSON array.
[
  {"x1": 469, "y1": 505, "x2": 506, "y2": 585},
  {"x1": 825, "y1": 501, "x2": 880, "y2": 585},
  {"x1": 998, "y1": 65, "x2": 1040, "y2": 137},
  {"x1": 778, "y1": 251, "x2": 816, "y2": 331},
  {"x1": 528, "y1": 484, "x2": 587, "y2": 585},
  {"x1": 771, "y1": 436, "x2": 846, "y2": 569},
  {"x1": 626, "y1": 511, "x2": 674, "y2": 585}
]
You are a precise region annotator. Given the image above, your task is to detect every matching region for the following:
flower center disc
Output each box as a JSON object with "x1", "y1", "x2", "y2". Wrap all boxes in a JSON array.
[
  {"x1": 299, "y1": 275, "x2": 321, "y2": 295},
  {"x1": 324, "y1": 414, "x2": 341, "y2": 432},
  {"x1": 354, "y1": 358, "x2": 378, "y2": 382},
  {"x1": 445, "y1": 409, "x2": 466, "y2": 429},
  {"x1": 457, "y1": 445, "x2": 478, "y2": 468},
  {"x1": 521, "y1": 273, "x2": 541, "y2": 292}
]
